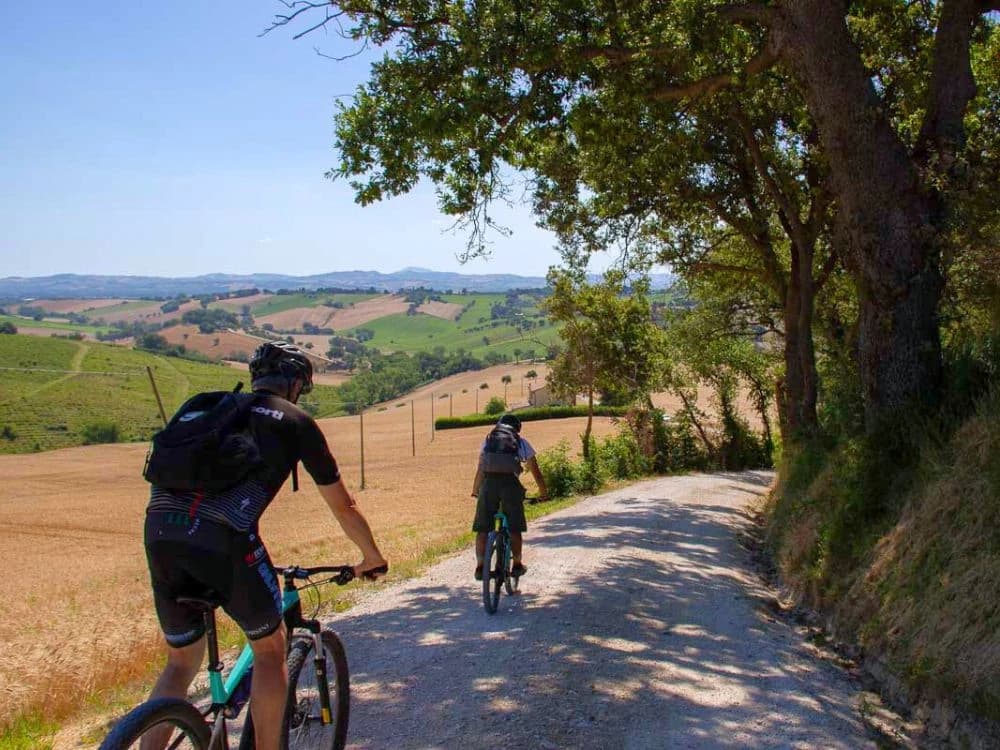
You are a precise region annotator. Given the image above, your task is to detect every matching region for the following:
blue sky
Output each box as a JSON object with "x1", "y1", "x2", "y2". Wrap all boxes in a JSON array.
[{"x1": 0, "y1": 1, "x2": 580, "y2": 280}]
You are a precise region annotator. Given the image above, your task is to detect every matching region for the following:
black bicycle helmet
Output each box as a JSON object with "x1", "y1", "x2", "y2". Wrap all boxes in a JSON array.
[
  {"x1": 249, "y1": 341, "x2": 314, "y2": 394},
  {"x1": 497, "y1": 413, "x2": 522, "y2": 433}
]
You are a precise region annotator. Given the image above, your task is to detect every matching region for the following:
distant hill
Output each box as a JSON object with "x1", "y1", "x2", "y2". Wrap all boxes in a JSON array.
[{"x1": 0, "y1": 268, "x2": 676, "y2": 299}]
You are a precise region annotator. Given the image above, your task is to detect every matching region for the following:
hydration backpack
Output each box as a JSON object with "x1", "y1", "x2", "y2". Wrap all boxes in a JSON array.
[
  {"x1": 480, "y1": 423, "x2": 522, "y2": 475},
  {"x1": 143, "y1": 386, "x2": 264, "y2": 492}
]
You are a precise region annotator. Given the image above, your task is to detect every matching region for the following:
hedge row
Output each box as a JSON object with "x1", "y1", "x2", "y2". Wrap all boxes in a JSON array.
[{"x1": 434, "y1": 405, "x2": 629, "y2": 430}]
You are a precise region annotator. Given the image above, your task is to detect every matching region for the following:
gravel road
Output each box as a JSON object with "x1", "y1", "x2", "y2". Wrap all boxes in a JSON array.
[{"x1": 323, "y1": 472, "x2": 875, "y2": 749}]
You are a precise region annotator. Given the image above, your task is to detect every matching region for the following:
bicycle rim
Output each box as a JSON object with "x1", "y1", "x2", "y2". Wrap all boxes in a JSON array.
[
  {"x1": 285, "y1": 631, "x2": 351, "y2": 750},
  {"x1": 99, "y1": 697, "x2": 210, "y2": 750},
  {"x1": 483, "y1": 531, "x2": 503, "y2": 614}
]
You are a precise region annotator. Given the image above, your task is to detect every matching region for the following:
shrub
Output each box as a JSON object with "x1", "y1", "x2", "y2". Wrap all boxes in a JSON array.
[
  {"x1": 80, "y1": 421, "x2": 120, "y2": 445},
  {"x1": 596, "y1": 430, "x2": 650, "y2": 480},
  {"x1": 537, "y1": 441, "x2": 577, "y2": 498},
  {"x1": 576, "y1": 440, "x2": 605, "y2": 494},
  {"x1": 0, "y1": 321, "x2": 17, "y2": 334},
  {"x1": 1, "y1": 425, "x2": 16, "y2": 440},
  {"x1": 484, "y1": 396, "x2": 507, "y2": 415}
]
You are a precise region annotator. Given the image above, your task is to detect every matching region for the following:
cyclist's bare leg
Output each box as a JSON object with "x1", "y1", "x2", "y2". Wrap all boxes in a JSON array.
[
  {"x1": 140, "y1": 637, "x2": 206, "y2": 750},
  {"x1": 511, "y1": 532, "x2": 523, "y2": 564},
  {"x1": 248, "y1": 624, "x2": 288, "y2": 750},
  {"x1": 475, "y1": 532, "x2": 488, "y2": 563}
]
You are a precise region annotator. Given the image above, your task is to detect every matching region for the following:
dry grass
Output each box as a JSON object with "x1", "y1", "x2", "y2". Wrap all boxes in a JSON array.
[
  {"x1": 159, "y1": 325, "x2": 270, "y2": 361},
  {"x1": 416, "y1": 300, "x2": 464, "y2": 320},
  {"x1": 836, "y1": 398, "x2": 1000, "y2": 714}
]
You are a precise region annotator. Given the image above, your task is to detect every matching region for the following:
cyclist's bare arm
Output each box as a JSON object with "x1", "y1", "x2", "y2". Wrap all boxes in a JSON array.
[
  {"x1": 525, "y1": 457, "x2": 549, "y2": 500},
  {"x1": 471, "y1": 466, "x2": 484, "y2": 497},
  {"x1": 317, "y1": 479, "x2": 388, "y2": 578}
]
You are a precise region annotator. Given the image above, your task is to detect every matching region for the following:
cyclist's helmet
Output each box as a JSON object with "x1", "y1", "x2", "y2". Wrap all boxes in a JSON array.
[
  {"x1": 249, "y1": 341, "x2": 314, "y2": 394},
  {"x1": 497, "y1": 413, "x2": 522, "y2": 433}
]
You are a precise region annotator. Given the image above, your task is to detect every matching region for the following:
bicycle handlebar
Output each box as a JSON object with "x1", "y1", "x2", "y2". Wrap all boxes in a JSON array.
[
  {"x1": 277, "y1": 563, "x2": 389, "y2": 585},
  {"x1": 278, "y1": 565, "x2": 355, "y2": 585}
]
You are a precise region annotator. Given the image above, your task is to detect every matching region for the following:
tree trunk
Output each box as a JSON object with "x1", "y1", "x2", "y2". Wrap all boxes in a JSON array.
[
  {"x1": 774, "y1": 1, "x2": 943, "y2": 430},
  {"x1": 583, "y1": 385, "x2": 594, "y2": 460},
  {"x1": 780, "y1": 245, "x2": 819, "y2": 437}
]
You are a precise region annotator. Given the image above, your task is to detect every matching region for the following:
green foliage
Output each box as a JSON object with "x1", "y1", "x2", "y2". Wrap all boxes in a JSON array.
[
  {"x1": 435, "y1": 405, "x2": 629, "y2": 430},
  {"x1": 536, "y1": 441, "x2": 578, "y2": 499},
  {"x1": 595, "y1": 430, "x2": 650, "y2": 480},
  {"x1": 483, "y1": 396, "x2": 506, "y2": 415},
  {"x1": 80, "y1": 421, "x2": 120, "y2": 445},
  {"x1": 180, "y1": 308, "x2": 238, "y2": 334},
  {"x1": 0, "y1": 321, "x2": 16, "y2": 334}
]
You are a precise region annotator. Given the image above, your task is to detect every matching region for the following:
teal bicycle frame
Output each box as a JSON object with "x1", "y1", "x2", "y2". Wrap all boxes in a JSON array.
[{"x1": 195, "y1": 565, "x2": 355, "y2": 742}]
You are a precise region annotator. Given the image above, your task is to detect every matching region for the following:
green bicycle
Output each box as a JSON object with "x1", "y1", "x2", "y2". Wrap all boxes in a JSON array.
[
  {"x1": 482, "y1": 510, "x2": 520, "y2": 614},
  {"x1": 99, "y1": 562, "x2": 379, "y2": 750}
]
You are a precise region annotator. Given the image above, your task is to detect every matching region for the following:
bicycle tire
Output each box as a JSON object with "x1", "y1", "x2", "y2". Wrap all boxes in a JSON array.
[
  {"x1": 286, "y1": 630, "x2": 351, "y2": 750},
  {"x1": 99, "y1": 697, "x2": 210, "y2": 750},
  {"x1": 502, "y1": 531, "x2": 519, "y2": 595},
  {"x1": 483, "y1": 531, "x2": 503, "y2": 614},
  {"x1": 238, "y1": 631, "x2": 350, "y2": 750}
]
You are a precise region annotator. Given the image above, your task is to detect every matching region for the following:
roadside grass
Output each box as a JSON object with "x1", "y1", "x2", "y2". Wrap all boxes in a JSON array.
[
  {"x1": 766, "y1": 387, "x2": 1000, "y2": 725},
  {"x1": 1, "y1": 490, "x2": 595, "y2": 748}
]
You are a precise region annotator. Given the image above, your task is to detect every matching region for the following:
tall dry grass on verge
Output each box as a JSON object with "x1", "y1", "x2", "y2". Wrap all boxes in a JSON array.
[{"x1": 833, "y1": 389, "x2": 1000, "y2": 720}]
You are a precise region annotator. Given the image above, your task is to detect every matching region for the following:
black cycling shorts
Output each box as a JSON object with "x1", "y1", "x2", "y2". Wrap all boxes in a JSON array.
[{"x1": 144, "y1": 513, "x2": 283, "y2": 648}]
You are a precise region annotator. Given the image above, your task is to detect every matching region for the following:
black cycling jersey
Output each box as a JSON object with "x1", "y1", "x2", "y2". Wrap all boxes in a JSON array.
[{"x1": 146, "y1": 390, "x2": 340, "y2": 531}]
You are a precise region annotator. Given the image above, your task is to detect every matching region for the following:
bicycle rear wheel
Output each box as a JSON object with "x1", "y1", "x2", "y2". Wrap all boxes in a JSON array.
[
  {"x1": 99, "y1": 697, "x2": 210, "y2": 750},
  {"x1": 483, "y1": 530, "x2": 504, "y2": 614}
]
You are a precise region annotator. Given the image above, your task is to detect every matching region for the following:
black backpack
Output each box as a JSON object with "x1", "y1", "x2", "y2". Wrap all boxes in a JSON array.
[
  {"x1": 480, "y1": 423, "x2": 522, "y2": 475},
  {"x1": 143, "y1": 386, "x2": 263, "y2": 492}
]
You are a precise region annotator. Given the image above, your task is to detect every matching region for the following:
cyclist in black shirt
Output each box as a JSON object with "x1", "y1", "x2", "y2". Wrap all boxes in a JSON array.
[{"x1": 143, "y1": 341, "x2": 387, "y2": 750}]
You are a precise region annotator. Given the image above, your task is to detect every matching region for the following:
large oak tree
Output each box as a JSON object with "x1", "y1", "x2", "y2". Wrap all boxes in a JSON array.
[{"x1": 276, "y1": 0, "x2": 999, "y2": 431}]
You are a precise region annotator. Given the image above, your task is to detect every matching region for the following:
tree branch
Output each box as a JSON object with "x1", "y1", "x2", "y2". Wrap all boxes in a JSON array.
[
  {"x1": 717, "y1": 3, "x2": 780, "y2": 26},
  {"x1": 731, "y1": 107, "x2": 809, "y2": 251},
  {"x1": 649, "y1": 47, "x2": 778, "y2": 102}
]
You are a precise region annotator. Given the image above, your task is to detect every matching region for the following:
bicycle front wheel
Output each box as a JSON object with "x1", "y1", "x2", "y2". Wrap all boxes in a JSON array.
[
  {"x1": 284, "y1": 630, "x2": 351, "y2": 750},
  {"x1": 483, "y1": 531, "x2": 504, "y2": 614},
  {"x1": 99, "y1": 697, "x2": 210, "y2": 750}
]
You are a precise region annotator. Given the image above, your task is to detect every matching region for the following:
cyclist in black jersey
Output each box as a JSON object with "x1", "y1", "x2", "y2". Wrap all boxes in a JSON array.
[{"x1": 143, "y1": 341, "x2": 387, "y2": 750}]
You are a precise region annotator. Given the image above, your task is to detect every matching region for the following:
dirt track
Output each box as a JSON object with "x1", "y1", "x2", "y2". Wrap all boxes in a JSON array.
[{"x1": 318, "y1": 471, "x2": 873, "y2": 749}]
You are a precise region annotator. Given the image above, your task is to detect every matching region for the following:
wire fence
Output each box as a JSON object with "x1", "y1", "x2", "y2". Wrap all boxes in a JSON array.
[{"x1": 0, "y1": 366, "x2": 537, "y2": 490}]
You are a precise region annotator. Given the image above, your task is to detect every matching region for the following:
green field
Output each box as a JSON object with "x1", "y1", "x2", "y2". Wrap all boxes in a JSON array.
[
  {"x1": 0, "y1": 314, "x2": 111, "y2": 336},
  {"x1": 244, "y1": 292, "x2": 380, "y2": 317},
  {"x1": 77, "y1": 299, "x2": 160, "y2": 317},
  {"x1": 347, "y1": 312, "x2": 559, "y2": 358},
  {"x1": 0, "y1": 335, "x2": 348, "y2": 454}
]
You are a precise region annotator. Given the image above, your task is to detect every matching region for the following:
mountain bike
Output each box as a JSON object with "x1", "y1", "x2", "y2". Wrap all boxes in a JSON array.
[
  {"x1": 100, "y1": 562, "x2": 379, "y2": 750},
  {"x1": 482, "y1": 511, "x2": 520, "y2": 614}
]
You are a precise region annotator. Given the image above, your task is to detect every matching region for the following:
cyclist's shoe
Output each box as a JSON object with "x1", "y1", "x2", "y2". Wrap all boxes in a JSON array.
[
  {"x1": 474, "y1": 564, "x2": 483, "y2": 581},
  {"x1": 511, "y1": 562, "x2": 528, "y2": 577}
]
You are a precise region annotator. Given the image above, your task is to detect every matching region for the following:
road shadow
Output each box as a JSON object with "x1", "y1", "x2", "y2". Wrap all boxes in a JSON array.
[{"x1": 330, "y1": 473, "x2": 866, "y2": 749}]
